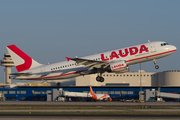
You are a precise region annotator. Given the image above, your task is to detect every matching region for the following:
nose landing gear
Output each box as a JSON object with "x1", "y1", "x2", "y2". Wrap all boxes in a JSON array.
[{"x1": 153, "y1": 59, "x2": 159, "y2": 69}]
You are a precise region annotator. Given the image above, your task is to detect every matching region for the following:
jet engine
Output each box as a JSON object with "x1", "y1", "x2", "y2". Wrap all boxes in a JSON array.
[{"x1": 106, "y1": 60, "x2": 129, "y2": 73}]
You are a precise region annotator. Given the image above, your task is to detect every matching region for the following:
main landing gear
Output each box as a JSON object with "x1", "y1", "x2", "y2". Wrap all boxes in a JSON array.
[
  {"x1": 96, "y1": 70, "x2": 104, "y2": 82},
  {"x1": 96, "y1": 76, "x2": 104, "y2": 82},
  {"x1": 153, "y1": 59, "x2": 159, "y2": 69}
]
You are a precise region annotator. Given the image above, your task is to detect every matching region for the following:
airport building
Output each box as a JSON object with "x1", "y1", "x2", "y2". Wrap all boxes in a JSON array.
[{"x1": 0, "y1": 70, "x2": 179, "y2": 101}]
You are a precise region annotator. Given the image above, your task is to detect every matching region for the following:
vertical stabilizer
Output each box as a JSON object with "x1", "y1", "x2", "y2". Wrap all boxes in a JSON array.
[
  {"x1": 90, "y1": 86, "x2": 94, "y2": 95},
  {"x1": 6, "y1": 45, "x2": 43, "y2": 72}
]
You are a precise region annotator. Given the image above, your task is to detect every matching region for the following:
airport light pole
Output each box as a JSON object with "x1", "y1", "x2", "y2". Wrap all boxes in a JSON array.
[
  {"x1": 139, "y1": 63, "x2": 142, "y2": 101},
  {"x1": 140, "y1": 63, "x2": 142, "y2": 92}
]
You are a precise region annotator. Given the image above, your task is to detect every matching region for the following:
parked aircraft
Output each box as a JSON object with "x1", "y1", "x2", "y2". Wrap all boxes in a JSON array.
[
  {"x1": 7, "y1": 41, "x2": 176, "y2": 82},
  {"x1": 89, "y1": 86, "x2": 112, "y2": 101}
]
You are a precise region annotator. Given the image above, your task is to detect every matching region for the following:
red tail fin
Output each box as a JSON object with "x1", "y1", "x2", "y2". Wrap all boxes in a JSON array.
[{"x1": 7, "y1": 45, "x2": 42, "y2": 72}]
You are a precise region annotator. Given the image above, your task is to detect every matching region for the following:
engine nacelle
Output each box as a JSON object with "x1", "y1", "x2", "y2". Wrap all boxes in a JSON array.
[{"x1": 107, "y1": 60, "x2": 129, "y2": 73}]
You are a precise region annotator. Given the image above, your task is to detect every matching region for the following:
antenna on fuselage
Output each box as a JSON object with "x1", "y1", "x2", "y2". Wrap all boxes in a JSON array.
[{"x1": 148, "y1": 40, "x2": 150, "y2": 42}]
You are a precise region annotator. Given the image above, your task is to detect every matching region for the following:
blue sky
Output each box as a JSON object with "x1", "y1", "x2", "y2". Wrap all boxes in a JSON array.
[{"x1": 0, "y1": 0, "x2": 179, "y2": 83}]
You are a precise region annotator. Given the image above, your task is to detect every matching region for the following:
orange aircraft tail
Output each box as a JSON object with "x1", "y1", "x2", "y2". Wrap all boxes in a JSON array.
[{"x1": 90, "y1": 86, "x2": 97, "y2": 99}]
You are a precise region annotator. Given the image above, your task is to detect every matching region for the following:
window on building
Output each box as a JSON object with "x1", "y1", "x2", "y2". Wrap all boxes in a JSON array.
[
  {"x1": 128, "y1": 91, "x2": 133, "y2": 94},
  {"x1": 9, "y1": 91, "x2": 15, "y2": 94},
  {"x1": 3, "y1": 91, "x2": 7, "y2": 94},
  {"x1": 96, "y1": 91, "x2": 101, "y2": 94},
  {"x1": 109, "y1": 91, "x2": 114, "y2": 94},
  {"x1": 102, "y1": 91, "x2": 108, "y2": 94},
  {"x1": 121, "y1": 91, "x2": 127, "y2": 94},
  {"x1": 115, "y1": 91, "x2": 120, "y2": 94},
  {"x1": 21, "y1": 91, "x2": 26, "y2": 94}
]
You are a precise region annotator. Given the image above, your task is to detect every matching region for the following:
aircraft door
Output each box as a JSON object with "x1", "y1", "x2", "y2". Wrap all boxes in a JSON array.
[{"x1": 149, "y1": 43, "x2": 156, "y2": 53}]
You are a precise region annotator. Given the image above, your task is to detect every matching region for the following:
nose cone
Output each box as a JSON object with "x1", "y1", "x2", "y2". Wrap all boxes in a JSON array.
[
  {"x1": 167, "y1": 45, "x2": 177, "y2": 51},
  {"x1": 173, "y1": 45, "x2": 177, "y2": 51}
]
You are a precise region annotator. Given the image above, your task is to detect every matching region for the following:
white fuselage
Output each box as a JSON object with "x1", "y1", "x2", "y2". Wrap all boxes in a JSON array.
[{"x1": 13, "y1": 41, "x2": 176, "y2": 80}]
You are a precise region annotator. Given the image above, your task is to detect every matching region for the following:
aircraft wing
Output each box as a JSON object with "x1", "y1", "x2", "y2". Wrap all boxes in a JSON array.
[{"x1": 70, "y1": 58, "x2": 110, "y2": 70}]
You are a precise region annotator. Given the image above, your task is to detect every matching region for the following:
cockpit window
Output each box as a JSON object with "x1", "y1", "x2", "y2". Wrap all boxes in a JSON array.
[{"x1": 161, "y1": 43, "x2": 169, "y2": 46}]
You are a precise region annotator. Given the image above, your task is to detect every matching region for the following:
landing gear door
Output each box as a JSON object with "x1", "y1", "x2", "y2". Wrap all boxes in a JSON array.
[{"x1": 149, "y1": 43, "x2": 156, "y2": 53}]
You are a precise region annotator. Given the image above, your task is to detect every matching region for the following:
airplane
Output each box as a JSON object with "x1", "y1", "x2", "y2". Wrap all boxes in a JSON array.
[
  {"x1": 6, "y1": 41, "x2": 176, "y2": 82},
  {"x1": 89, "y1": 86, "x2": 112, "y2": 102}
]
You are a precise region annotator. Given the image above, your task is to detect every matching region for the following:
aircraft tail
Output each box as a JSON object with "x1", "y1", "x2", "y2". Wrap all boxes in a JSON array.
[
  {"x1": 90, "y1": 86, "x2": 97, "y2": 99},
  {"x1": 6, "y1": 45, "x2": 43, "y2": 72},
  {"x1": 90, "y1": 86, "x2": 94, "y2": 95}
]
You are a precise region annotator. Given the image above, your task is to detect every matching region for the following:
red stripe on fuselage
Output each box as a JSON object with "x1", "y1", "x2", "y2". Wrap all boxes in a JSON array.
[{"x1": 26, "y1": 69, "x2": 88, "y2": 80}]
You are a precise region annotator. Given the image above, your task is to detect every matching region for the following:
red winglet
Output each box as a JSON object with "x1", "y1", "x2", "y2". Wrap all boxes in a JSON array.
[{"x1": 66, "y1": 57, "x2": 71, "y2": 62}]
